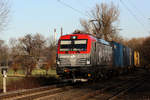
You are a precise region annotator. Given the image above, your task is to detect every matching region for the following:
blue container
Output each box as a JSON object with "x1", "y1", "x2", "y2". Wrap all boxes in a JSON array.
[
  {"x1": 129, "y1": 48, "x2": 134, "y2": 67},
  {"x1": 130, "y1": 50, "x2": 134, "y2": 66},
  {"x1": 126, "y1": 47, "x2": 130, "y2": 66},
  {"x1": 123, "y1": 46, "x2": 127, "y2": 67},
  {"x1": 128, "y1": 48, "x2": 132, "y2": 66},
  {"x1": 123, "y1": 46, "x2": 132, "y2": 67},
  {"x1": 112, "y1": 41, "x2": 124, "y2": 67}
]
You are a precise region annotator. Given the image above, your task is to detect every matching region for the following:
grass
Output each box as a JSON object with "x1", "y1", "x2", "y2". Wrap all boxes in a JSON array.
[
  {"x1": 7, "y1": 69, "x2": 25, "y2": 75},
  {"x1": 0, "y1": 75, "x2": 24, "y2": 92},
  {"x1": 6, "y1": 68, "x2": 56, "y2": 76},
  {"x1": 0, "y1": 68, "x2": 57, "y2": 92},
  {"x1": 32, "y1": 69, "x2": 56, "y2": 76}
]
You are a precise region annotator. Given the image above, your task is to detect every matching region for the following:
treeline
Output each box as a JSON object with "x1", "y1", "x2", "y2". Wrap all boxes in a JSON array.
[
  {"x1": 126, "y1": 37, "x2": 150, "y2": 68},
  {"x1": 0, "y1": 33, "x2": 57, "y2": 76},
  {"x1": 79, "y1": 2, "x2": 150, "y2": 68}
]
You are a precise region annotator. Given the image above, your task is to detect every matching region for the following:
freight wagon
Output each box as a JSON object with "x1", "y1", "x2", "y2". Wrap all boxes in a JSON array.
[
  {"x1": 56, "y1": 33, "x2": 140, "y2": 81},
  {"x1": 134, "y1": 51, "x2": 140, "y2": 67}
]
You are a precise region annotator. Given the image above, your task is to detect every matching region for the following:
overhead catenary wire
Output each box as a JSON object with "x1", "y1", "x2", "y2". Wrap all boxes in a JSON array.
[
  {"x1": 119, "y1": 0, "x2": 148, "y2": 33},
  {"x1": 57, "y1": 0, "x2": 89, "y2": 17},
  {"x1": 125, "y1": 0, "x2": 149, "y2": 34},
  {"x1": 126, "y1": 0, "x2": 147, "y2": 20},
  {"x1": 119, "y1": 0, "x2": 144, "y2": 26},
  {"x1": 58, "y1": 0, "x2": 149, "y2": 34}
]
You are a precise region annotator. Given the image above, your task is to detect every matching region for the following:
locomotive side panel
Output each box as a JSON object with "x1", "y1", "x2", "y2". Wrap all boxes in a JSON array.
[
  {"x1": 90, "y1": 41, "x2": 97, "y2": 66},
  {"x1": 96, "y1": 42, "x2": 113, "y2": 67},
  {"x1": 89, "y1": 40, "x2": 113, "y2": 79}
]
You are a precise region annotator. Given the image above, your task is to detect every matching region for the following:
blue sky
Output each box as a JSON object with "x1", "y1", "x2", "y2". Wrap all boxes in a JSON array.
[{"x1": 2, "y1": 0, "x2": 150, "y2": 42}]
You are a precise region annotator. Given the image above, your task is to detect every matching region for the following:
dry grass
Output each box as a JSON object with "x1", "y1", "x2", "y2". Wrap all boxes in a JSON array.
[{"x1": 5, "y1": 76, "x2": 58, "y2": 92}]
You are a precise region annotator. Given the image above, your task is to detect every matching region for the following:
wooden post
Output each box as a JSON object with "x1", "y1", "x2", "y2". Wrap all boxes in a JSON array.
[{"x1": 3, "y1": 70, "x2": 7, "y2": 93}]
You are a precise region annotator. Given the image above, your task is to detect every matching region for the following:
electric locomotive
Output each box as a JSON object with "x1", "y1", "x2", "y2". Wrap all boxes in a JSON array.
[{"x1": 56, "y1": 33, "x2": 113, "y2": 80}]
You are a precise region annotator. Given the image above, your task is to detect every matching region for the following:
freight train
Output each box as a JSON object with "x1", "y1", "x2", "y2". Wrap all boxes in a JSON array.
[{"x1": 56, "y1": 33, "x2": 140, "y2": 81}]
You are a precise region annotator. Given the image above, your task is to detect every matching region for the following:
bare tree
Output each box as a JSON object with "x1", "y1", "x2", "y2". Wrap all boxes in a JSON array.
[
  {"x1": 9, "y1": 34, "x2": 57, "y2": 75},
  {"x1": 0, "y1": 40, "x2": 9, "y2": 66},
  {"x1": 44, "y1": 38, "x2": 56, "y2": 69},
  {"x1": 9, "y1": 38, "x2": 21, "y2": 56},
  {"x1": 126, "y1": 37, "x2": 150, "y2": 67},
  {"x1": 18, "y1": 34, "x2": 46, "y2": 76},
  {"x1": 140, "y1": 37, "x2": 150, "y2": 66},
  {"x1": 11, "y1": 59, "x2": 20, "y2": 75},
  {"x1": 80, "y1": 2, "x2": 119, "y2": 41},
  {"x1": 32, "y1": 34, "x2": 46, "y2": 60},
  {"x1": 126, "y1": 37, "x2": 145, "y2": 50},
  {"x1": 9, "y1": 38, "x2": 21, "y2": 73},
  {"x1": 0, "y1": 0, "x2": 10, "y2": 32}
]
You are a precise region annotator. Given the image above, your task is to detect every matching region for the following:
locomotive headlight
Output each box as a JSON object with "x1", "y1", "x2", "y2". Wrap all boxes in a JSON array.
[
  {"x1": 57, "y1": 61, "x2": 60, "y2": 65},
  {"x1": 86, "y1": 60, "x2": 90, "y2": 64}
]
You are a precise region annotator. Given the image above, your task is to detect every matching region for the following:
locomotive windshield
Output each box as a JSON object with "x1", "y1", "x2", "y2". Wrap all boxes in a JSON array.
[{"x1": 60, "y1": 39, "x2": 87, "y2": 51}]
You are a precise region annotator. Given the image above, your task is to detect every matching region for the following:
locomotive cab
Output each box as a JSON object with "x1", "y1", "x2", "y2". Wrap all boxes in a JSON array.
[{"x1": 56, "y1": 33, "x2": 95, "y2": 79}]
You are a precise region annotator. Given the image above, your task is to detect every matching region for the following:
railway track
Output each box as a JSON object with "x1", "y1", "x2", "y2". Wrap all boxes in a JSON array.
[
  {"x1": 71, "y1": 69, "x2": 148, "y2": 100},
  {"x1": 72, "y1": 79, "x2": 134, "y2": 100},
  {"x1": 0, "y1": 83, "x2": 73, "y2": 100},
  {"x1": 106, "y1": 71, "x2": 148, "y2": 100},
  {"x1": 33, "y1": 69, "x2": 146, "y2": 100},
  {"x1": 0, "y1": 68, "x2": 148, "y2": 100},
  {"x1": 108, "y1": 81, "x2": 144, "y2": 100}
]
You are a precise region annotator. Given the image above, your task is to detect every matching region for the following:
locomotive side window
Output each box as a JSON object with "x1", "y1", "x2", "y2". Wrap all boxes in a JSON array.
[{"x1": 60, "y1": 39, "x2": 87, "y2": 51}]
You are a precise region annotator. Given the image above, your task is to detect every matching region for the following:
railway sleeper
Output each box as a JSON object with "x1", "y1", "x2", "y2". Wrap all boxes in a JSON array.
[{"x1": 12, "y1": 86, "x2": 72, "y2": 100}]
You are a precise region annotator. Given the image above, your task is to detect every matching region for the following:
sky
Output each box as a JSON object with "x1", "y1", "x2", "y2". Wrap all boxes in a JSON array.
[{"x1": 2, "y1": 0, "x2": 150, "y2": 43}]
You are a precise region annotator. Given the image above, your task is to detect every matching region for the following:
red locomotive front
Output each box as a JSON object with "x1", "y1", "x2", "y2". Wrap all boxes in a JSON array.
[{"x1": 56, "y1": 33, "x2": 96, "y2": 80}]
